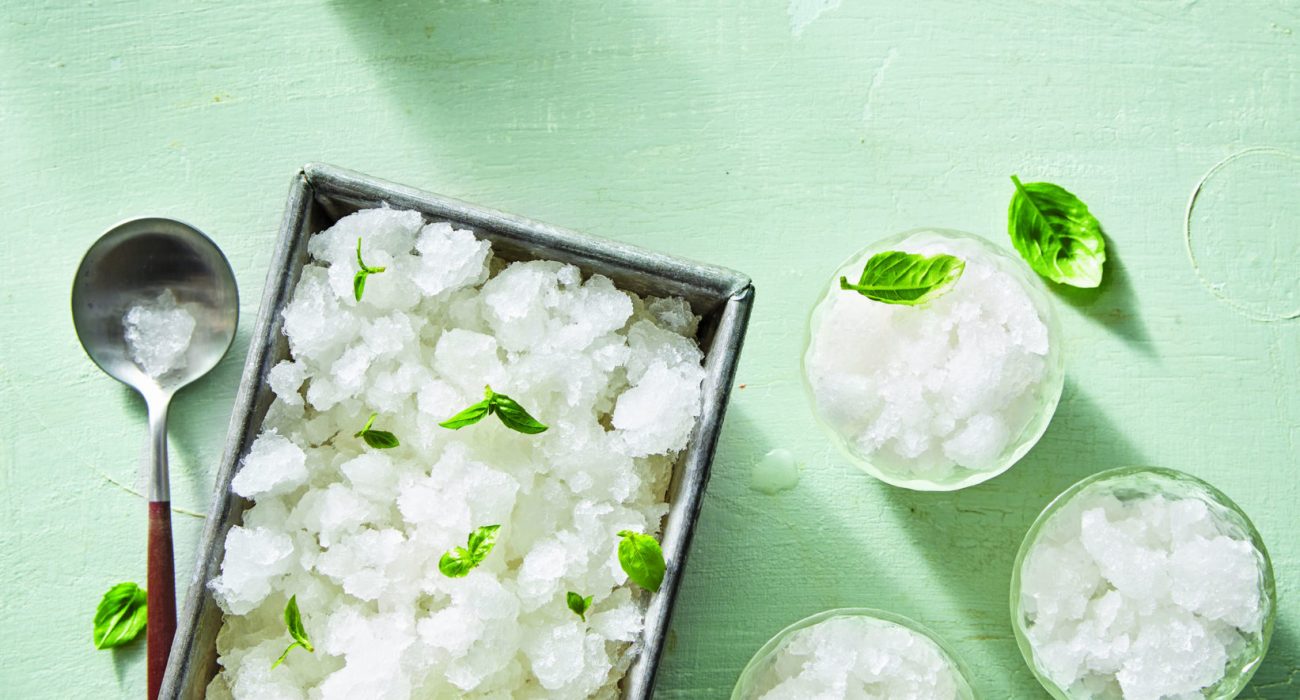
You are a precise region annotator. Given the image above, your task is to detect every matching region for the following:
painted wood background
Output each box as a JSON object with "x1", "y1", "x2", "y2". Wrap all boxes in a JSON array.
[{"x1": 2, "y1": 1, "x2": 1296, "y2": 697}]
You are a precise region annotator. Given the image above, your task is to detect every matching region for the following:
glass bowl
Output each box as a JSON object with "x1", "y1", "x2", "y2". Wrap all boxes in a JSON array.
[
  {"x1": 802, "y1": 228, "x2": 1065, "y2": 491},
  {"x1": 1010, "y1": 467, "x2": 1276, "y2": 699},
  {"x1": 731, "y1": 608, "x2": 978, "y2": 699}
]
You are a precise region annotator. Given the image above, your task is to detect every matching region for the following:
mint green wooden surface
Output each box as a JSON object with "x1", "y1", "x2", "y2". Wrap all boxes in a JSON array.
[{"x1": 2, "y1": 2, "x2": 1296, "y2": 697}]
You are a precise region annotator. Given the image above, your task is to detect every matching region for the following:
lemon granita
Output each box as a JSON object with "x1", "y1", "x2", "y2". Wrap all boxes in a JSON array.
[
  {"x1": 208, "y1": 207, "x2": 706, "y2": 699},
  {"x1": 804, "y1": 229, "x2": 1063, "y2": 490},
  {"x1": 1014, "y1": 469, "x2": 1274, "y2": 700}
]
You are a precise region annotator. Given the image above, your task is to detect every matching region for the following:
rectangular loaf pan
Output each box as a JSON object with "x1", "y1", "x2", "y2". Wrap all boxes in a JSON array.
[{"x1": 162, "y1": 163, "x2": 755, "y2": 699}]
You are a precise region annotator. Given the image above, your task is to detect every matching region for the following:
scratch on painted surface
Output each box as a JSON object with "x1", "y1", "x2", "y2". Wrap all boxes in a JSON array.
[
  {"x1": 863, "y1": 48, "x2": 898, "y2": 123},
  {"x1": 788, "y1": 0, "x2": 841, "y2": 37},
  {"x1": 0, "y1": 370, "x2": 204, "y2": 519},
  {"x1": 95, "y1": 468, "x2": 206, "y2": 519}
]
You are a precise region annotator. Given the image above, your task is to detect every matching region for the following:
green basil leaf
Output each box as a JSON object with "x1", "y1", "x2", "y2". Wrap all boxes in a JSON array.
[
  {"x1": 566, "y1": 591, "x2": 593, "y2": 621},
  {"x1": 439, "y1": 547, "x2": 475, "y2": 578},
  {"x1": 466, "y1": 524, "x2": 500, "y2": 562},
  {"x1": 440, "y1": 525, "x2": 501, "y2": 577},
  {"x1": 353, "y1": 270, "x2": 369, "y2": 302},
  {"x1": 439, "y1": 387, "x2": 547, "y2": 434},
  {"x1": 839, "y1": 251, "x2": 965, "y2": 305},
  {"x1": 616, "y1": 530, "x2": 666, "y2": 593},
  {"x1": 271, "y1": 641, "x2": 304, "y2": 670},
  {"x1": 361, "y1": 430, "x2": 399, "y2": 449},
  {"x1": 353, "y1": 238, "x2": 386, "y2": 301},
  {"x1": 272, "y1": 595, "x2": 314, "y2": 669},
  {"x1": 1008, "y1": 175, "x2": 1106, "y2": 288},
  {"x1": 490, "y1": 392, "x2": 548, "y2": 434},
  {"x1": 284, "y1": 595, "x2": 312, "y2": 649},
  {"x1": 353, "y1": 412, "x2": 377, "y2": 437},
  {"x1": 93, "y1": 582, "x2": 147, "y2": 650},
  {"x1": 354, "y1": 413, "x2": 399, "y2": 449},
  {"x1": 438, "y1": 400, "x2": 492, "y2": 429}
]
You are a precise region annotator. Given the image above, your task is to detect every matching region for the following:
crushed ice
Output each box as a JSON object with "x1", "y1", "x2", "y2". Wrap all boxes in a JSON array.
[
  {"x1": 805, "y1": 236, "x2": 1051, "y2": 482},
  {"x1": 208, "y1": 208, "x2": 706, "y2": 699},
  {"x1": 1018, "y1": 488, "x2": 1267, "y2": 699},
  {"x1": 123, "y1": 289, "x2": 196, "y2": 378}
]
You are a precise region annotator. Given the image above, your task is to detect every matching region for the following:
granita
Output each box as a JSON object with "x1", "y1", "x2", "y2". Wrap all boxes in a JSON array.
[
  {"x1": 123, "y1": 289, "x2": 196, "y2": 378},
  {"x1": 1014, "y1": 469, "x2": 1274, "y2": 700},
  {"x1": 733, "y1": 611, "x2": 974, "y2": 700},
  {"x1": 803, "y1": 229, "x2": 1063, "y2": 489},
  {"x1": 208, "y1": 207, "x2": 706, "y2": 699}
]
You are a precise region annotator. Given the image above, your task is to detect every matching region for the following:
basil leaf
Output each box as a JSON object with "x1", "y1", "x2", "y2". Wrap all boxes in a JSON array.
[
  {"x1": 490, "y1": 393, "x2": 548, "y2": 434},
  {"x1": 272, "y1": 641, "x2": 305, "y2": 670},
  {"x1": 616, "y1": 530, "x2": 666, "y2": 593},
  {"x1": 438, "y1": 547, "x2": 476, "y2": 578},
  {"x1": 273, "y1": 595, "x2": 313, "y2": 669},
  {"x1": 438, "y1": 400, "x2": 492, "y2": 429},
  {"x1": 361, "y1": 430, "x2": 399, "y2": 449},
  {"x1": 353, "y1": 237, "x2": 387, "y2": 301},
  {"x1": 466, "y1": 524, "x2": 500, "y2": 561},
  {"x1": 440, "y1": 525, "x2": 501, "y2": 578},
  {"x1": 353, "y1": 270, "x2": 369, "y2": 302},
  {"x1": 1008, "y1": 175, "x2": 1106, "y2": 288},
  {"x1": 354, "y1": 412, "x2": 377, "y2": 436},
  {"x1": 93, "y1": 582, "x2": 147, "y2": 650},
  {"x1": 439, "y1": 386, "x2": 547, "y2": 434},
  {"x1": 839, "y1": 251, "x2": 965, "y2": 305},
  {"x1": 284, "y1": 595, "x2": 311, "y2": 647},
  {"x1": 566, "y1": 591, "x2": 593, "y2": 621},
  {"x1": 354, "y1": 413, "x2": 399, "y2": 449}
]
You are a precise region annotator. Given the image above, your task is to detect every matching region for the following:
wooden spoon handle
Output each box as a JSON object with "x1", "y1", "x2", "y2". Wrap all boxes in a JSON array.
[{"x1": 147, "y1": 501, "x2": 176, "y2": 700}]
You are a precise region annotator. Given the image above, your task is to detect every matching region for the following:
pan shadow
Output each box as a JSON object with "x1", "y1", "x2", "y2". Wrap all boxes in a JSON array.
[{"x1": 322, "y1": 0, "x2": 709, "y2": 223}]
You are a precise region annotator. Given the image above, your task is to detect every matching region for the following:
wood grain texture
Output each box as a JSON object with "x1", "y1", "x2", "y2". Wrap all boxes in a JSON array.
[{"x1": 1, "y1": 1, "x2": 1296, "y2": 697}]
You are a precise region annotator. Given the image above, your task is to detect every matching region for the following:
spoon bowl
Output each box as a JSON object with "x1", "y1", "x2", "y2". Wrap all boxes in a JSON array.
[
  {"x1": 72, "y1": 217, "x2": 238, "y2": 394},
  {"x1": 71, "y1": 216, "x2": 237, "y2": 700}
]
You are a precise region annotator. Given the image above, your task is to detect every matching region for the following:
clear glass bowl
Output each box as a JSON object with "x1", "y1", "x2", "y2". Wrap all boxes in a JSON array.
[
  {"x1": 802, "y1": 228, "x2": 1065, "y2": 491},
  {"x1": 1010, "y1": 467, "x2": 1277, "y2": 699},
  {"x1": 731, "y1": 608, "x2": 978, "y2": 700}
]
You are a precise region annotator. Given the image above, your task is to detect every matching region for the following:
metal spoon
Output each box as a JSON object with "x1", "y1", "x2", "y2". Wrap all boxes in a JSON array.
[{"x1": 71, "y1": 217, "x2": 237, "y2": 699}]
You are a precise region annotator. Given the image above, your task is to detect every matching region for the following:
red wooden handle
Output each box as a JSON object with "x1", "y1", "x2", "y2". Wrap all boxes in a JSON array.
[{"x1": 147, "y1": 502, "x2": 176, "y2": 700}]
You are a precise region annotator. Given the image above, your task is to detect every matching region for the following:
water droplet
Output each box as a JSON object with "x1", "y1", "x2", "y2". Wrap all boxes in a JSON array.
[{"x1": 750, "y1": 448, "x2": 801, "y2": 494}]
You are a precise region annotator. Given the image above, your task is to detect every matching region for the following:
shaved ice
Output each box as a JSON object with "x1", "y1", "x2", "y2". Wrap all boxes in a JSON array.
[
  {"x1": 209, "y1": 207, "x2": 706, "y2": 698},
  {"x1": 735, "y1": 612, "x2": 973, "y2": 700},
  {"x1": 804, "y1": 229, "x2": 1062, "y2": 488},
  {"x1": 1015, "y1": 471, "x2": 1272, "y2": 700},
  {"x1": 123, "y1": 289, "x2": 196, "y2": 377}
]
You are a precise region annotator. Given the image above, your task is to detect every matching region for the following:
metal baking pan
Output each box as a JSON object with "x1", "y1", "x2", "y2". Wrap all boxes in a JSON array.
[{"x1": 162, "y1": 163, "x2": 755, "y2": 699}]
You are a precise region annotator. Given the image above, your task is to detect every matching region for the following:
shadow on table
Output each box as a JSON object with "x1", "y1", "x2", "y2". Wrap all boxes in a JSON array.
[
  {"x1": 879, "y1": 382, "x2": 1147, "y2": 676},
  {"x1": 110, "y1": 637, "x2": 145, "y2": 687},
  {"x1": 662, "y1": 402, "x2": 912, "y2": 693},
  {"x1": 1052, "y1": 237, "x2": 1155, "y2": 357},
  {"x1": 324, "y1": 0, "x2": 705, "y2": 217}
]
